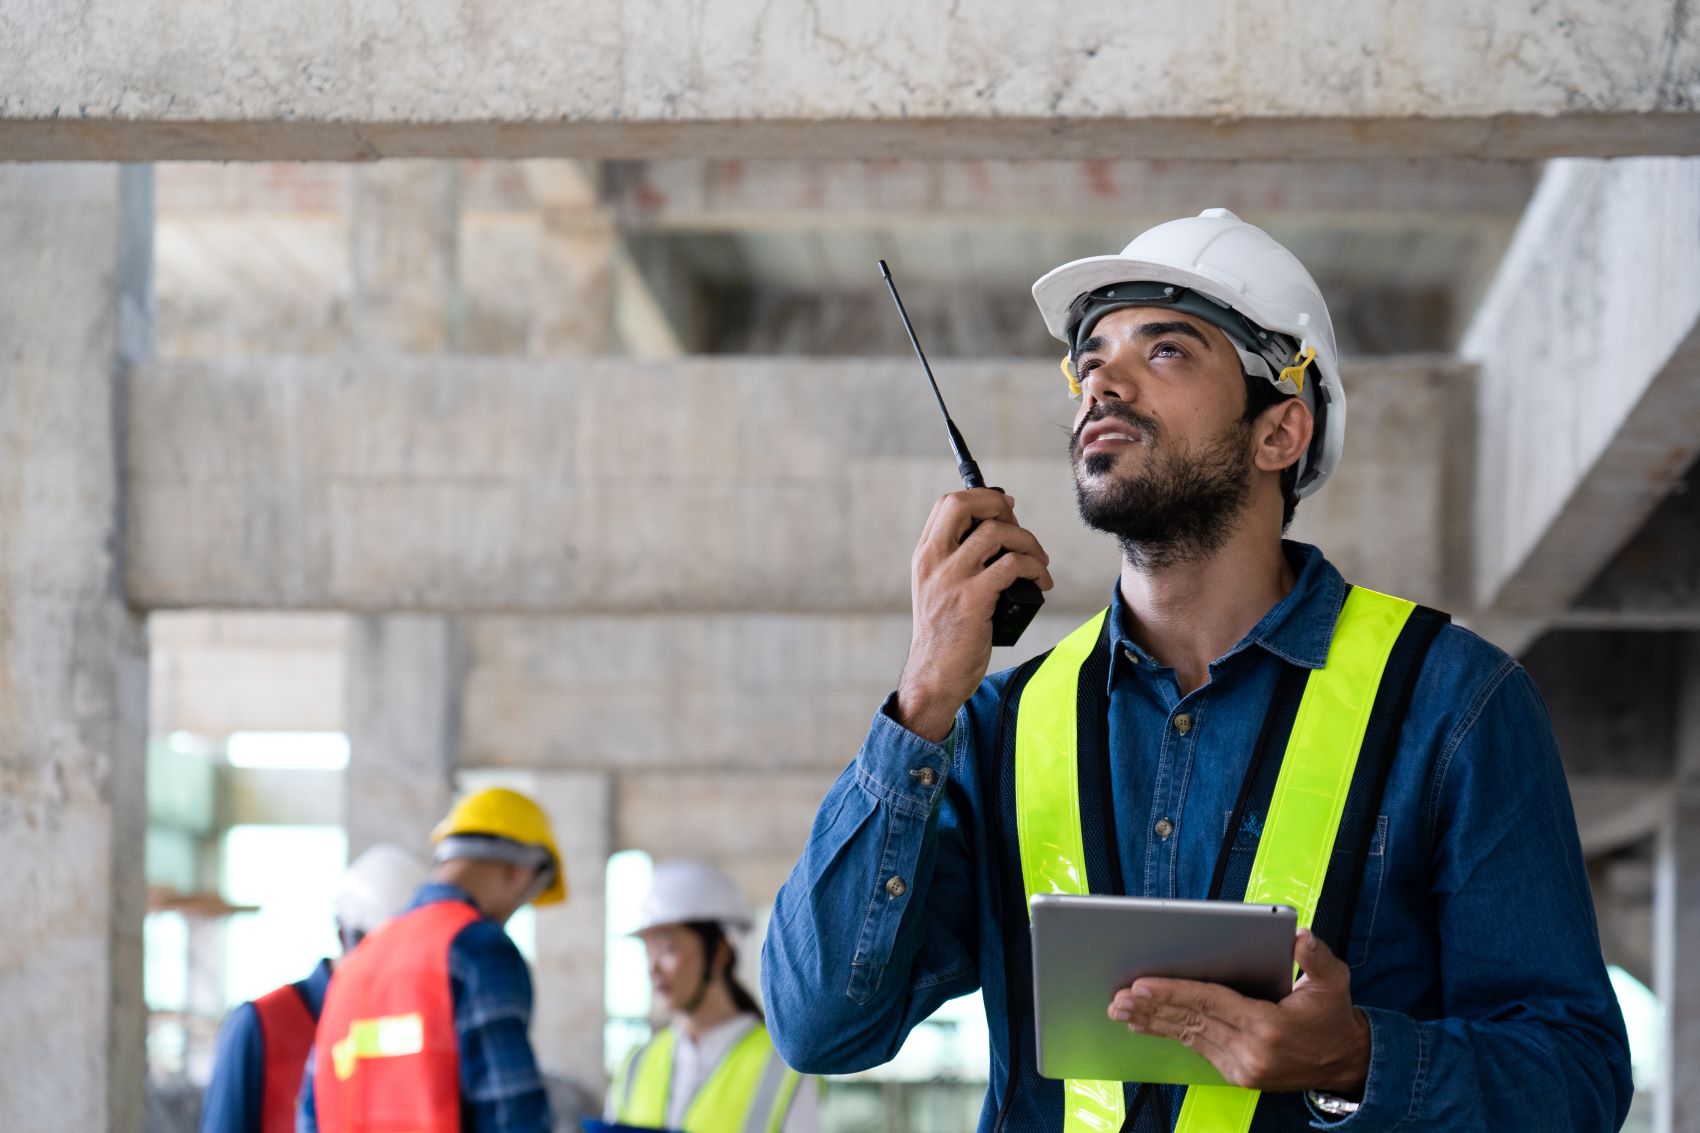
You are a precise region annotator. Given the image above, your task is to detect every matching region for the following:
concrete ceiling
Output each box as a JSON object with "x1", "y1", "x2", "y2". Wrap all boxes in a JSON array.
[{"x1": 151, "y1": 157, "x2": 1536, "y2": 360}]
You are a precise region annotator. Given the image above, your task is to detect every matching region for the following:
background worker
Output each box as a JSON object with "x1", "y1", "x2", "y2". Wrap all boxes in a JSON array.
[
  {"x1": 200, "y1": 844, "x2": 426, "y2": 1133},
  {"x1": 300, "y1": 787, "x2": 567, "y2": 1133},
  {"x1": 602, "y1": 861, "x2": 817, "y2": 1133},
  {"x1": 761, "y1": 210, "x2": 1633, "y2": 1130}
]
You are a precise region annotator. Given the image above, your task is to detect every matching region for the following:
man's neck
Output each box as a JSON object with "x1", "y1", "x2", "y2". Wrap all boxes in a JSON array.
[
  {"x1": 677, "y1": 984, "x2": 741, "y2": 1044},
  {"x1": 1117, "y1": 525, "x2": 1296, "y2": 695}
]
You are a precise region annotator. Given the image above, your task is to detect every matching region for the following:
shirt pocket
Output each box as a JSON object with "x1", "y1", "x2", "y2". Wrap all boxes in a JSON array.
[{"x1": 1220, "y1": 811, "x2": 1388, "y2": 969}]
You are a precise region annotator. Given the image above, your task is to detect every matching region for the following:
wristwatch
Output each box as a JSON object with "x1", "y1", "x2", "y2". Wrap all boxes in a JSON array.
[{"x1": 1306, "y1": 1091, "x2": 1362, "y2": 1117}]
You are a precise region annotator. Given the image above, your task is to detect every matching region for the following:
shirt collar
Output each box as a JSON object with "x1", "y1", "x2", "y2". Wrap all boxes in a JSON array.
[
  {"x1": 1105, "y1": 541, "x2": 1347, "y2": 690},
  {"x1": 407, "y1": 880, "x2": 483, "y2": 914}
]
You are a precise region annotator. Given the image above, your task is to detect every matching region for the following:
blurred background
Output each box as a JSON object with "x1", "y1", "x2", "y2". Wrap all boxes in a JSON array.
[{"x1": 3, "y1": 5, "x2": 1698, "y2": 1132}]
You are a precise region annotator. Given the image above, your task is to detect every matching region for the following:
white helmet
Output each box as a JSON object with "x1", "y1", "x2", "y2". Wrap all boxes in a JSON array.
[
  {"x1": 335, "y1": 843, "x2": 429, "y2": 943},
  {"x1": 631, "y1": 859, "x2": 753, "y2": 936},
  {"x1": 1031, "y1": 208, "x2": 1344, "y2": 498}
]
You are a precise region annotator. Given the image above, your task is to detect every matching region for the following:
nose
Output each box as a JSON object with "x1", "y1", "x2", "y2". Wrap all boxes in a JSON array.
[{"x1": 1078, "y1": 349, "x2": 1138, "y2": 409}]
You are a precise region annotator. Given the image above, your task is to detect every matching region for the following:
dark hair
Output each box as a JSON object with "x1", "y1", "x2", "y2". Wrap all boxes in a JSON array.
[
  {"x1": 685, "y1": 921, "x2": 764, "y2": 1021},
  {"x1": 1241, "y1": 373, "x2": 1300, "y2": 532}
]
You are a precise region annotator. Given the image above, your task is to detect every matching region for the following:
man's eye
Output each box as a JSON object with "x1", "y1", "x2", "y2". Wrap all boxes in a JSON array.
[
  {"x1": 1153, "y1": 342, "x2": 1184, "y2": 358},
  {"x1": 1078, "y1": 359, "x2": 1102, "y2": 378}
]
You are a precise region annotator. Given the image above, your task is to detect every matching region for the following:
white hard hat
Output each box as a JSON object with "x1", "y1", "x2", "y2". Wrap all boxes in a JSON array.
[
  {"x1": 631, "y1": 859, "x2": 753, "y2": 936},
  {"x1": 1031, "y1": 208, "x2": 1345, "y2": 498},
  {"x1": 335, "y1": 843, "x2": 429, "y2": 939}
]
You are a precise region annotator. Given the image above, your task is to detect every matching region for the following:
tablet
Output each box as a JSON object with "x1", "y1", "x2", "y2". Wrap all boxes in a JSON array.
[{"x1": 1030, "y1": 894, "x2": 1297, "y2": 1085}]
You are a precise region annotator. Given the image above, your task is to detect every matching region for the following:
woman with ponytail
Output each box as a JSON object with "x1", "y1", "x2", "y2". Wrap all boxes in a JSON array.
[{"x1": 599, "y1": 861, "x2": 820, "y2": 1133}]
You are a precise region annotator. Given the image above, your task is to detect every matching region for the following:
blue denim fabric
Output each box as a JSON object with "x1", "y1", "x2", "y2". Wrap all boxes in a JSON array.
[
  {"x1": 298, "y1": 884, "x2": 553, "y2": 1133},
  {"x1": 762, "y1": 543, "x2": 1632, "y2": 1132},
  {"x1": 202, "y1": 959, "x2": 332, "y2": 1133}
]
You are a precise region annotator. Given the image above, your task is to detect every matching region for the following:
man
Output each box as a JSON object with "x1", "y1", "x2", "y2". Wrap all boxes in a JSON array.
[
  {"x1": 603, "y1": 860, "x2": 818, "y2": 1133},
  {"x1": 300, "y1": 787, "x2": 566, "y2": 1133},
  {"x1": 761, "y1": 210, "x2": 1633, "y2": 1131},
  {"x1": 200, "y1": 844, "x2": 426, "y2": 1133}
]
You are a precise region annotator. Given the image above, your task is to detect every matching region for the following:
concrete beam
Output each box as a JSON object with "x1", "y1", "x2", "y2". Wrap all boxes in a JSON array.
[
  {"x1": 125, "y1": 354, "x2": 1464, "y2": 615},
  {"x1": 4, "y1": 1, "x2": 1698, "y2": 161},
  {"x1": 1571, "y1": 776, "x2": 1672, "y2": 857},
  {"x1": 1566, "y1": 457, "x2": 1700, "y2": 630},
  {"x1": 148, "y1": 612, "x2": 347, "y2": 736},
  {"x1": 343, "y1": 615, "x2": 462, "y2": 859},
  {"x1": 1521, "y1": 629, "x2": 1683, "y2": 780},
  {"x1": 0, "y1": 165, "x2": 151, "y2": 1133},
  {"x1": 603, "y1": 159, "x2": 1537, "y2": 230},
  {"x1": 1463, "y1": 158, "x2": 1700, "y2": 618}
]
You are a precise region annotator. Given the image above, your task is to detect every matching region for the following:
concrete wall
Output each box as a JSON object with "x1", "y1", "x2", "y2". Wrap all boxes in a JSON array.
[
  {"x1": 0, "y1": 165, "x2": 151, "y2": 1133},
  {"x1": 1463, "y1": 157, "x2": 1700, "y2": 613},
  {"x1": 125, "y1": 355, "x2": 1467, "y2": 615},
  {"x1": 150, "y1": 612, "x2": 347, "y2": 736},
  {"x1": 4, "y1": 0, "x2": 1698, "y2": 159}
]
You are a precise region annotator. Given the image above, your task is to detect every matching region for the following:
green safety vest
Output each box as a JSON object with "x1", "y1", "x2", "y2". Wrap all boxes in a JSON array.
[
  {"x1": 1012, "y1": 585, "x2": 1445, "y2": 1133},
  {"x1": 613, "y1": 1022, "x2": 803, "y2": 1133}
]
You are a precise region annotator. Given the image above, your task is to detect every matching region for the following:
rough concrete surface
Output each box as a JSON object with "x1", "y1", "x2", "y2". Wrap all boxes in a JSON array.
[
  {"x1": 1464, "y1": 157, "x2": 1700, "y2": 612},
  {"x1": 343, "y1": 614, "x2": 461, "y2": 859},
  {"x1": 2, "y1": 1, "x2": 1698, "y2": 159},
  {"x1": 0, "y1": 164, "x2": 149, "y2": 1133},
  {"x1": 125, "y1": 355, "x2": 1463, "y2": 615}
]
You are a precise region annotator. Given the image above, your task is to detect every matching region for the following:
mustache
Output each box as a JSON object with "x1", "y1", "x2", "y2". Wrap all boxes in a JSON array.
[{"x1": 1070, "y1": 403, "x2": 1161, "y2": 454}]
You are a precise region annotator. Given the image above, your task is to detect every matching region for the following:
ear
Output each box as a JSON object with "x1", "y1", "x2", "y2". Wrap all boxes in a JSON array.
[{"x1": 1253, "y1": 397, "x2": 1313, "y2": 476}]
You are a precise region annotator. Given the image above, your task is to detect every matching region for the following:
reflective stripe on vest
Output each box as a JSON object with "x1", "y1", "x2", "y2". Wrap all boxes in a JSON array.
[
  {"x1": 251, "y1": 983, "x2": 318, "y2": 1133},
  {"x1": 1015, "y1": 586, "x2": 1417, "y2": 1133},
  {"x1": 314, "y1": 900, "x2": 481, "y2": 1133},
  {"x1": 615, "y1": 1022, "x2": 803, "y2": 1133}
]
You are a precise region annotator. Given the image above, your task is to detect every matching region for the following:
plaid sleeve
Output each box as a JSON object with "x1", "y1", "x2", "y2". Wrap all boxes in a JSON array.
[{"x1": 448, "y1": 922, "x2": 555, "y2": 1133}]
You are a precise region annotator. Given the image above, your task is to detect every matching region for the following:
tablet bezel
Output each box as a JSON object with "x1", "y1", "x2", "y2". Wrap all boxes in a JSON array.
[{"x1": 1030, "y1": 894, "x2": 1298, "y2": 1086}]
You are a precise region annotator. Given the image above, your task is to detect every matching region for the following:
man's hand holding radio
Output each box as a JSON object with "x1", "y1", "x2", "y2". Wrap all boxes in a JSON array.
[{"x1": 895, "y1": 488, "x2": 1054, "y2": 743}]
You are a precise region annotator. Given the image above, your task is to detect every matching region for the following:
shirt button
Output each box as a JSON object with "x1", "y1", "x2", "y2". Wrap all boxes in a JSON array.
[
  {"x1": 910, "y1": 767, "x2": 937, "y2": 788},
  {"x1": 1174, "y1": 713, "x2": 1193, "y2": 735},
  {"x1": 886, "y1": 876, "x2": 908, "y2": 898},
  {"x1": 1154, "y1": 818, "x2": 1175, "y2": 840},
  {"x1": 1123, "y1": 648, "x2": 1137, "y2": 664}
]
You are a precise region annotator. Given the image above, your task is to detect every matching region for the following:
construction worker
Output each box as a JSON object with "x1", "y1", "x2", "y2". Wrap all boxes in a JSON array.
[
  {"x1": 200, "y1": 843, "x2": 426, "y2": 1133},
  {"x1": 299, "y1": 787, "x2": 566, "y2": 1133},
  {"x1": 761, "y1": 210, "x2": 1634, "y2": 1131},
  {"x1": 600, "y1": 861, "x2": 817, "y2": 1133}
]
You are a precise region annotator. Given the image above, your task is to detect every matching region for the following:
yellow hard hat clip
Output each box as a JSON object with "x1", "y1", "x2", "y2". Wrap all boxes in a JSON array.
[
  {"x1": 1276, "y1": 346, "x2": 1316, "y2": 396},
  {"x1": 1061, "y1": 355, "x2": 1082, "y2": 399}
]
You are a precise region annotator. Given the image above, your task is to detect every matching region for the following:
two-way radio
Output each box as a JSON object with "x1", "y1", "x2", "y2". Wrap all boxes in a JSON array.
[{"x1": 878, "y1": 259, "x2": 1045, "y2": 647}]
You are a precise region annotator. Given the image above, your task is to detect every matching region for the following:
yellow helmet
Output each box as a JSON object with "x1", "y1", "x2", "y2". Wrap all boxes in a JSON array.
[{"x1": 431, "y1": 788, "x2": 568, "y2": 906}]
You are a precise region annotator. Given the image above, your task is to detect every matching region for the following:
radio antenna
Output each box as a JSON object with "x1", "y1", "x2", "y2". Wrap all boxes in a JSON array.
[{"x1": 879, "y1": 259, "x2": 986, "y2": 489}]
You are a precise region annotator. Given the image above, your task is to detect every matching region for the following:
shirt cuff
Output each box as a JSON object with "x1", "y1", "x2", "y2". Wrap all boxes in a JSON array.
[
  {"x1": 1306, "y1": 1006, "x2": 1426, "y2": 1131},
  {"x1": 854, "y1": 694, "x2": 953, "y2": 819}
]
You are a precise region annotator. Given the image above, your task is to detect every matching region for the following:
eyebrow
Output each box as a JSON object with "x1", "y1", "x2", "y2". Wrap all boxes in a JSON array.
[{"x1": 1076, "y1": 320, "x2": 1213, "y2": 357}]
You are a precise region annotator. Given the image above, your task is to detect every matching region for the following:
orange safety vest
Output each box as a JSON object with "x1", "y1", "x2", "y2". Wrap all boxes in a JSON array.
[
  {"x1": 252, "y1": 983, "x2": 318, "y2": 1133},
  {"x1": 314, "y1": 901, "x2": 481, "y2": 1133}
]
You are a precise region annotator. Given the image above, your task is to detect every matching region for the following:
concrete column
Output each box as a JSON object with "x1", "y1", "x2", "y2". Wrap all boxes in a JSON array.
[
  {"x1": 348, "y1": 161, "x2": 462, "y2": 351},
  {"x1": 529, "y1": 770, "x2": 612, "y2": 1094},
  {"x1": 342, "y1": 615, "x2": 462, "y2": 860},
  {"x1": 458, "y1": 160, "x2": 616, "y2": 356},
  {"x1": 0, "y1": 164, "x2": 152, "y2": 1132},
  {"x1": 1654, "y1": 635, "x2": 1700, "y2": 1133}
]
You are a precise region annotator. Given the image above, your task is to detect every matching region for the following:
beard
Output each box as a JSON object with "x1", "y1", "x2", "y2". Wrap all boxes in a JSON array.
[{"x1": 1071, "y1": 404, "x2": 1255, "y2": 570}]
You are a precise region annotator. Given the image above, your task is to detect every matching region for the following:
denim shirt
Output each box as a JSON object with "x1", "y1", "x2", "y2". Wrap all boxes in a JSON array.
[
  {"x1": 202, "y1": 959, "x2": 332, "y2": 1133},
  {"x1": 762, "y1": 543, "x2": 1632, "y2": 1132}
]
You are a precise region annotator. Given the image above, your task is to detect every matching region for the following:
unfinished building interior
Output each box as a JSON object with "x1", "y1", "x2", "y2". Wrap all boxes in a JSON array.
[{"x1": 3, "y1": 2, "x2": 1699, "y2": 1131}]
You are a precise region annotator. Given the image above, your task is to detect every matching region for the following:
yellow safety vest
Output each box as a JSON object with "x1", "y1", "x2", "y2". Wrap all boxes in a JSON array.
[
  {"x1": 1014, "y1": 586, "x2": 1440, "y2": 1133},
  {"x1": 613, "y1": 1021, "x2": 803, "y2": 1133}
]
